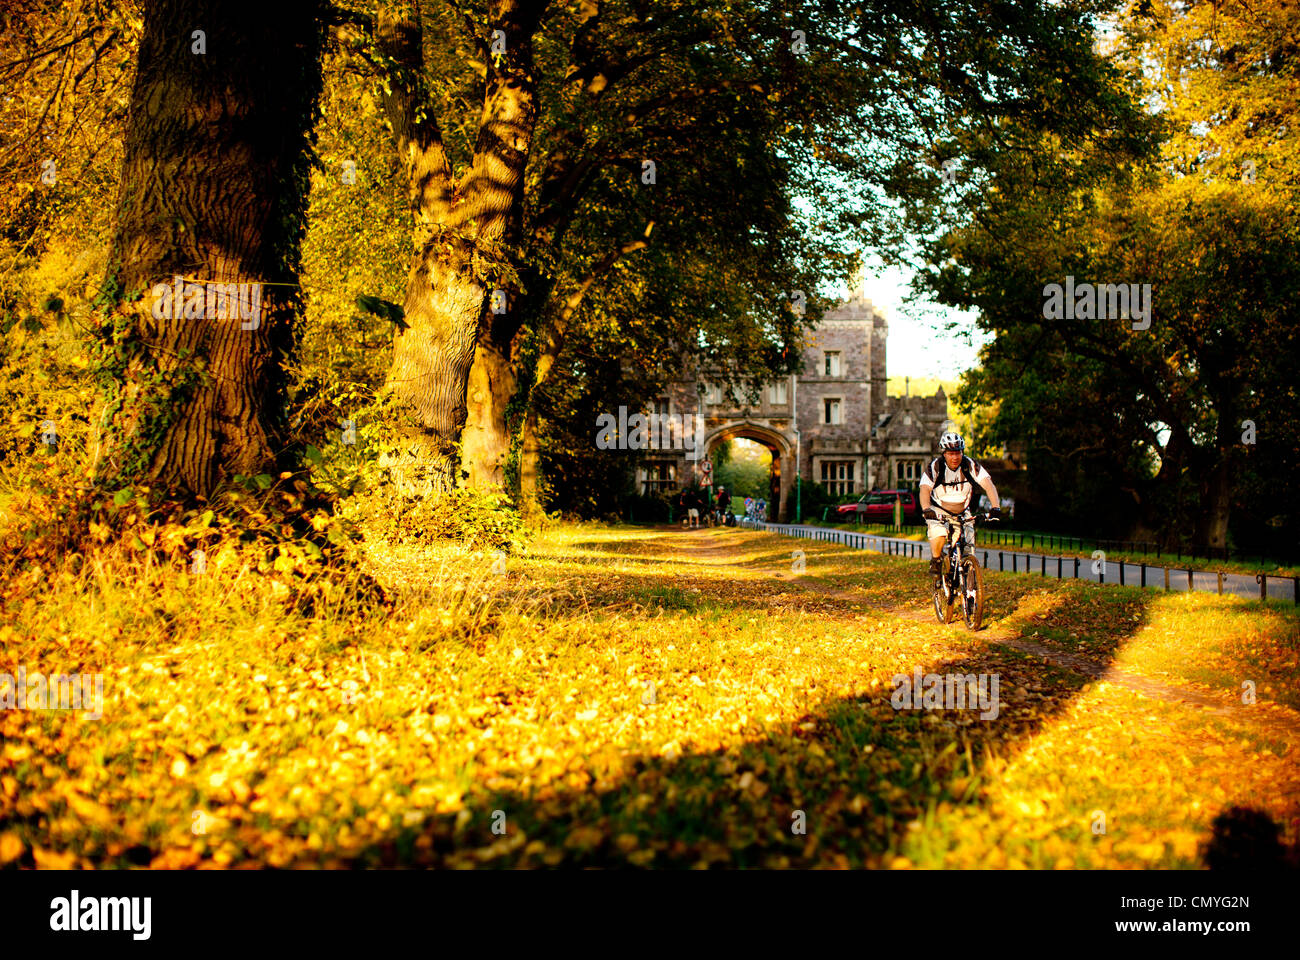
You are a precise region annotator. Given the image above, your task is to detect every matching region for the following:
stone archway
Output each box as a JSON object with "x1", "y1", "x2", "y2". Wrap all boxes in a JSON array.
[{"x1": 702, "y1": 422, "x2": 793, "y2": 522}]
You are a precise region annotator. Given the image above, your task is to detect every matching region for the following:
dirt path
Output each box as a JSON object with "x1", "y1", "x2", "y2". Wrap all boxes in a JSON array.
[
  {"x1": 881, "y1": 604, "x2": 1300, "y2": 742},
  {"x1": 659, "y1": 527, "x2": 1300, "y2": 745}
]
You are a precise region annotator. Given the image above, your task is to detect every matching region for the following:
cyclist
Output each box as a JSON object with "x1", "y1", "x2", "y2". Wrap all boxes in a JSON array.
[{"x1": 919, "y1": 431, "x2": 1001, "y2": 581}]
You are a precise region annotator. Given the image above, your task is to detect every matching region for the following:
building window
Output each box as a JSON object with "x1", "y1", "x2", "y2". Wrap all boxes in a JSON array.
[
  {"x1": 703, "y1": 382, "x2": 723, "y2": 404},
  {"x1": 821, "y1": 460, "x2": 855, "y2": 496},
  {"x1": 642, "y1": 461, "x2": 676, "y2": 495},
  {"x1": 767, "y1": 380, "x2": 788, "y2": 404},
  {"x1": 824, "y1": 351, "x2": 842, "y2": 377},
  {"x1": 897, "y1": 459, "x2": 923, "y2": 487},
  {"x1": 823, "y1": 398, "x2": 842, "y2": 425}
]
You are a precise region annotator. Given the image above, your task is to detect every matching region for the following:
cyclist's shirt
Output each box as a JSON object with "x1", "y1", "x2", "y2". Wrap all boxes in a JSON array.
[{"x1": 919, "y1": 455, "x2": 991, "y2": 516}]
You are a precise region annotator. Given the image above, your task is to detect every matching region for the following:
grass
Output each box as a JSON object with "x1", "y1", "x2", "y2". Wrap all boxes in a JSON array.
[
  {"x1": 1, "y1": 522, "x2": 1297, "y2": 869},
  {"x1": 787, "y1": 517, "x2": 1298, "y2": 577}
]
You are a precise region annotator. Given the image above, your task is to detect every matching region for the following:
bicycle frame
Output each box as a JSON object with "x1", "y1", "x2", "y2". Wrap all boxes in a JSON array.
[
  {"x1": 940, "y1": 512, "x2": 975, "y2": 563},
  {"x1": 934, "y1": 511, "x2": 987, "y2": 630}
]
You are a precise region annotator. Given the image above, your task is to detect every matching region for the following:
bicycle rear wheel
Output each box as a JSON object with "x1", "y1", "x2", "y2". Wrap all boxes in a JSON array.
[{"x1": 960, "y1": 555, "x2": 984, "y2": 631}]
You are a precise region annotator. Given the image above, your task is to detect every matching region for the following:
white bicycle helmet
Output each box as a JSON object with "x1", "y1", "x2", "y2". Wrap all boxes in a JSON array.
[{"x1": 939, "y1": 431, "x2": 965, "y2": 452}]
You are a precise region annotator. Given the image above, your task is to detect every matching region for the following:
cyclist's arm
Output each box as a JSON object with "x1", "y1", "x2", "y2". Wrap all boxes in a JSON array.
[
  {"x1": 919, "y1": 474, "x2": 934, "y2": 512},
  {"x1": 971, "y1": 462, "x2": 1000, "y2": 511}
]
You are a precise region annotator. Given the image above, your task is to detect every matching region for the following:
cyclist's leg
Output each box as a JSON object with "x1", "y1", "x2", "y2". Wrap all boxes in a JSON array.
[{"x1": 925, "y1": 517, "x2": 946, "y2": 576}]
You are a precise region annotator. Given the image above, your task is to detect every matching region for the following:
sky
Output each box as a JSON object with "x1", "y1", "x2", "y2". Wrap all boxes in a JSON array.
[{"x1": 825, "y1": 255, "x2": 990, "y2": 381}]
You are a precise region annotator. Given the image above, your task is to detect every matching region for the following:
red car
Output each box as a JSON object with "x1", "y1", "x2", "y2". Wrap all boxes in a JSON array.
[{"x1": 836, "y1": 489, "x2": 921, "y2": 524}]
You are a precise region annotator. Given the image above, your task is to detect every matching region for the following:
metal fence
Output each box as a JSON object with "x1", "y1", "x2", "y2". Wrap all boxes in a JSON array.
[
  {"x1": 740, "y1": 520, "x2": 1299, "y2": 604},
  {"x1": 804, "y1": 523, "x2": 1287, "y2": 570}
]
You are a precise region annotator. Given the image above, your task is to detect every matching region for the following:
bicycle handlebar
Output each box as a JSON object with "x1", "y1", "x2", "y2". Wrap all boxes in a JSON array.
[{"x1": 933, "y1": 510, "x2": 995, "y2": 524}]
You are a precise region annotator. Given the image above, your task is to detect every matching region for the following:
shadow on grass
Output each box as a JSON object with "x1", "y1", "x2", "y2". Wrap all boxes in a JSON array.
[{"x1": 331, "y1": 530, "x2": 1266, "y2": 868}]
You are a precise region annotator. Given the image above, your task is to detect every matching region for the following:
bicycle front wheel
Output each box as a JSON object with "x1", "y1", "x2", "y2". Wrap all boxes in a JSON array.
[
  {"x1": 960, "y1": 555, "x2": 984, "y2": 631},
  {"x1": 933, "y1": 556, "x2": 955, "y2": 624}
]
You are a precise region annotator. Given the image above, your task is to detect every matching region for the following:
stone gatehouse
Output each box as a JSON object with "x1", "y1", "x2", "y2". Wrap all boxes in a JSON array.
[{"x1": 634, "y1": 285, "x2": 951, "y2": 521}]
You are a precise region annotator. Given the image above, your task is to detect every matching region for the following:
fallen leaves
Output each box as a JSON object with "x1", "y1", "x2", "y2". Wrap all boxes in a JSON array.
[{"x1": 1, "y1": 525, "x2": 1297, "y2": 870}]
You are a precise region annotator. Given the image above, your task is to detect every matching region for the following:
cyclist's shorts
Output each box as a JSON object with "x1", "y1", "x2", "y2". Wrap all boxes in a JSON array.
[
  {"x1": 688, "y1": 508, "x2": 699, "y2": 519},
  {"x1": 926, "y1": 516, "x2": 975, "y2": 547}
]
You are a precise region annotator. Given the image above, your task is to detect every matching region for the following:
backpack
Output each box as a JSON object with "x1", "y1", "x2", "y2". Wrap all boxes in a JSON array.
[{"x1": 925, "y1": 455, "x2": 981, "y2": 506}]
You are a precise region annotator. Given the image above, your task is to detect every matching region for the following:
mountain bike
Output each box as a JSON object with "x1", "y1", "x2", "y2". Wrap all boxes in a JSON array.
[{"x1": 933, "y1": 511, "x2": 991, "y2": 630}]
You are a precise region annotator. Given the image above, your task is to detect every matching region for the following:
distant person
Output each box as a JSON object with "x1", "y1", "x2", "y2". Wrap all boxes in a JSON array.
[
  {"x1": 715, "y1": 485, "x2": 730, "y2": 523},
  {"x1": 685, "y1": 487, "x2": 702, "y2": 528},
  {"x1": 744, "y1": 496, "x2": 755, "y2": 519},
  {"x1": 757, "y1": 497, "x2": 767, "y2": 522},
  {"x1": 919, "y1": 431, "x2": 1000, "y2": 582}
]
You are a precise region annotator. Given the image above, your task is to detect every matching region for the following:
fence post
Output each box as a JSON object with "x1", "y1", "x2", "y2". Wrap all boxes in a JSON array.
[
  {"x1": 1293, "y1": 576, "x2": 1299, "y2": 606},
  {"x1": 983, "y1": 550, "x2": 989, "y2": 567},
  {"x1": 1217, "y1": 571, "x2": 1223, "y2": 595},
  {"x1": 1164, "y1": 566, "x2": 1169, "y2": 591},
  {"x1": 1099, "y1": 560, "x2": 1105, "y2": 584},
  {"x1": 1041, "y1": 555, "x2": 1046, "y2": 578},
  {"x1": 1256, "y1": 573, "x2": 1266, "y2": 600},
  {"x1": 1140, "y1": 562, "x2": 1146, "y2": 588},
  {"x1": 1058, "y1": 557, "x2": 1062, "y2": 579},
  {"x1": 1119, "y1": 561, "x2": 1124, "y2": 586},
  {"x1": 999, "y1": 552, "x2": 1004, "y2": 572},
  {"x1": 1074, "y1": 558, "x2": 1080, "y2": 579},
  {"x1": 1187, "y1": 568, "x2": 1193, "y2": 590},
  {"x1": 1012, "y1": 553, "x2": 1017, "y2": 573}
]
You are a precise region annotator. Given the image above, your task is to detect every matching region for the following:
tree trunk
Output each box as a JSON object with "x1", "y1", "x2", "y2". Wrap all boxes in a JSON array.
[
  {"x1": 519, "y1": 404, "x2": 545, "y2": 515},
  {"x1": 1135, "y1": 416, "x2": 1193, "y2": 549},
  {"x1": 1195, "y1": 459, "x2": 1232, "y2": 552},
  {"x1": 512, "y1": 228, "x2": 653, "y2": 512},
  {"x1": 461, "y1": 310, "x2": 525, "y2": 491},
  {"x1": 515, "y1": 311, "x2": 566, "y2": 514},
  {"x1": 383, "y1": 249, "x2": 487, "y2": 493},
  {"x1": 1194, "y1": 404, "x2": 1236, "y2": 552},
  {"x1": 96, "y1": 0, "x2": 322, "y2": 497},
  {"x1": 376, "y1": 1, "x2": 542, "y2": 492}
]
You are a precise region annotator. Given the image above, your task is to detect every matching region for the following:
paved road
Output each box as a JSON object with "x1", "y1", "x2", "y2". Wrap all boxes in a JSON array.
[{"x1": 740, "y1": 520, "x2": 1297, "y2": 604}]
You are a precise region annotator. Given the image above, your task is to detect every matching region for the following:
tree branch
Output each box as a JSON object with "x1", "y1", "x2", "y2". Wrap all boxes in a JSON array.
[
  {"x1": 374, "y1": 4, "x2": 456, "y2": 234},
  {"x1": 534, "y1": 221, "x2": 654, "y2": 389}
]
